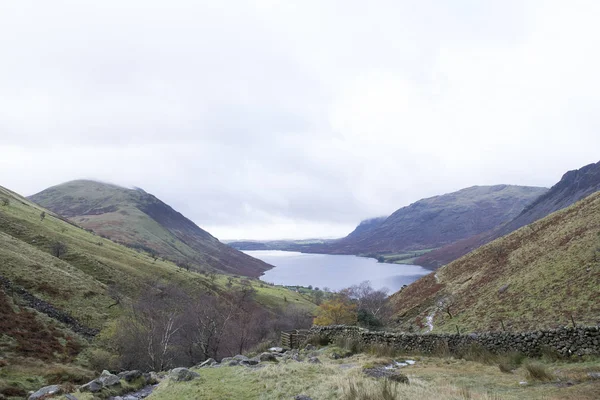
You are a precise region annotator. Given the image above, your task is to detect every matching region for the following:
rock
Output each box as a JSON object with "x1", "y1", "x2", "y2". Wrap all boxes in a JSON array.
[
  {"x1": 330, "y1": 352, "x2": 342, "y2": 360},
  {"x1": 269, "y1": 347, "x2": 285, "y2": 353},
  {"x1": 220, "y1": 357, "x2": 233, "y2": 364},
  {"x1": 197, "y1": 358, "x2": 217, "y2": 368},
  {"x1": 304, "y1": 344, "x2": 316, "y2": 351},
  {"x1": 98, "y1": 371, "x2": 121, "y2": 388},
  {"x1": 233, "y1": 355, "x2": 250, "y2": 361},
  {"x1": 118, "y1": 370, "x2": 142, "y2": 382},
  {"x1": 148, "y1": 372, "x2": 161, "y2": 384},
  {"x1": 169, "y1": 367, "x2": 200, "y2": 382},
  {"x1": 64, "y1": 395, "x2": 79, "y2": 400},
  {"x1": 240, "y1": 359, "x2": 260, "y2": 366},
  {"x1": 588, "y1": 372, "x2": 600, "y2": 379},
  {"x1": 228, "y1": 360, "x2": 240, "y2": 366},
  {"x1": 294, "y1": 395, "x2": 313, "y2": 400},
  {"x1": 307, "y1": 357, "x2": 321, "y2": 364},
  {"x1": 80, "y1": 380, "x2": 103, "y2": 393},
  {"x1": 498, "y1": 284, "x2": 509, "y2": 294},
  {"x1": 28, "y1": 385, "x2": 63, "y2": 400},
  {"x1": 259, "y1": 352, "x2": 279, "y2": 362},
  {"x1": 363, "y1": 368, "x2": 409, "y2": 384}
]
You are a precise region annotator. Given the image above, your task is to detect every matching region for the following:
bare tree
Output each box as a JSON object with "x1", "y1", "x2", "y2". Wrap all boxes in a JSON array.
[
  {"x1": 40, "y1": 211, "x2": 46, "y2": 221},
  {"x1": 107, "y1": 284, "x2": 123, "y2": 308},
  {"x1": 51, "y1": 241, "x2": 67, "y2": 258},
  {"x1": 436, "y1": 294, "x2": 456, "y2": 319}
]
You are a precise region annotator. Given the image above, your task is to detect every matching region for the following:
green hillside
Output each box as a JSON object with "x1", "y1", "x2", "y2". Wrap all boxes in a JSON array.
[
  {"x1": 0, "y1": 184, "x2": 314, "y2": 397},
  {"x1": 29, "y1": 180, "x2": 272, "y2": 278},
  {"x1": 389, "y1": 191, "x2": 600, "y2": 333}
]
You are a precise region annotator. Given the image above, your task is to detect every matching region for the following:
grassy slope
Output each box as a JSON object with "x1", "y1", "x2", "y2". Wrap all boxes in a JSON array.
[
  {"x1": 29, "y1": 180, "x2": 272, "y2": 277},
  {"x1": 144, "y1": 349, "x2": 600, "y2": 400},
  {"x1": 388, "y1": 191, "x2": 600, "y2": 333},
  {"x1": 0, "y1": 184, "x2": 314, "y2": 395}
]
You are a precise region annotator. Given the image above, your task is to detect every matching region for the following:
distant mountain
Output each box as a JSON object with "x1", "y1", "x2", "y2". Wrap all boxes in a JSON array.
[
  {"x1": 323, "y1": 185, "x2": 547, "y2": 256},
  {"x1": 417, "y1": 160, "x2": 600, "y2": 269},
  {"x1": 29, "y1": 180, "x2": 272, "y2": 277},
  {"x1": 388, "y1": 191, "x2": 600, "y2": 333}
]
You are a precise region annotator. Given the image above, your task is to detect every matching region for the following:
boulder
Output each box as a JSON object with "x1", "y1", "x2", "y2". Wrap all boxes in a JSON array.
[
  {"x1": 64, "y1": 395, "x2": 79, "y2": 400},
  {"x1": 220, "y1": 357, "x2": 233, "y2": 364},
  {"x1": 294, "y1": 396, "x2": 313, "y2": 400},
  {"x1": 80, "y1": 380, "x2": 103, "y2": 393},
  {"x1": 269, "y1": 347, "x2": 285, "y2": 353},
  {"x1": 233, "y1": 355, "x2": 250, "y2": 361},
  {"x1": 307, "y1": 357, "x2": 321, "y2": 364},
  {"x1": 259, "y1": 352, "x2": 279, "y2": 362},
  {"x1": 169, "y1": 367, "x2": 200, "y2": 382},
  {"x1": 117, "y1": 370, "x2": 142, "y2": 382},
  {"x1": 304, "y1": 344, "x2": 316, "y2": 351},
  {"x1": 228, "y1": 360, "x2": 240, "y2": 366},
  {"x1": 97, "y1": 371, "x2": 121, "y2": 388},
  {"x1": 240, "y1": 359, "x2": 260, "y2": 366},
  {"x1": 28, "y1": 385, "x2": 62, "y2": 400},
  {"x1": 363, "y1": 368, "x2": 409, "y2": 384},
  {"x1": 197, "y1": 358, "x2": 217, "y2": 368}
]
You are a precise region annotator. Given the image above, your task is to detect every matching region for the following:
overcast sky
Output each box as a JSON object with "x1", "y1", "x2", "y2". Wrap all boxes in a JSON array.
[{"x1": 1, "y1": 1, "x2": 599, "y2": 240}]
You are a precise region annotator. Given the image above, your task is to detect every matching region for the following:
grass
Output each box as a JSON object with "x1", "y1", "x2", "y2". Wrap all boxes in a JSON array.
[
  {"x1": 389, "y1": 191, "x2": 600, "y2": 333},
  {"x1": 0, "y1": 184, "x2": 315, "y2": 395},
  {"x1": 375, "y1": 249, "x2": 437, "y2": 265},
  {"x1": 146, "y1": 349, "x2": 600, "y2": 400}
]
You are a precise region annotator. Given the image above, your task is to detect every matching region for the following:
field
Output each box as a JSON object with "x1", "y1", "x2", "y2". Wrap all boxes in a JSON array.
[{"x1": 146, "y1": 346, "x2": 600, "y2": 400}]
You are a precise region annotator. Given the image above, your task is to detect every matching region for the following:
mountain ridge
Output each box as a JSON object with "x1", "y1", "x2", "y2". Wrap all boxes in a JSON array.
[{"x1": 29, "y1": 180, "x2": 272, "y2": 278}]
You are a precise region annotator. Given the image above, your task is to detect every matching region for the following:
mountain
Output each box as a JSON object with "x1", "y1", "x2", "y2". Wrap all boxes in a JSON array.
[
  {"x1": 388, "y1": 191, "x2": 600, "y2": 333},
  {"x1": 29, "y1": 180, "x2": 272, "y2": 278},
  {"x1": 323, "y1": 185, "x2": 547, "y2": 256},
  {"x1": 417, "y1": 160, "x2": 600, "y2": 269},
  {"x1": 0, "y1": 183, "x2": 314, "y2": 396}
]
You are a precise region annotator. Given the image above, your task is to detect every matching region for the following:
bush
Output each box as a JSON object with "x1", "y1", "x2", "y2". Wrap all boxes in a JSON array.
[{"x1": 524, "y1": 362, "x2": 554, "y2": 381}]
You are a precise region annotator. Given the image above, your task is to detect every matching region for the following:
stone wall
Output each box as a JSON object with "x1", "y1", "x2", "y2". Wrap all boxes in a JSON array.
[{"x1": 307, "y1": 325, "x2": 600, "y2": 357}]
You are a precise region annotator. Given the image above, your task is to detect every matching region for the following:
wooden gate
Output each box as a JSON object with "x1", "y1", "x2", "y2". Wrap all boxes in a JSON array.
[{"x1": 281, "y1": 329, "x2": 309, "y2": 349}]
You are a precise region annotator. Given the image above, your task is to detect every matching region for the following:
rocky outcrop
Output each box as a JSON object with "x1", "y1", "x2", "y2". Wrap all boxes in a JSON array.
[
  {"x1": 308, "y1": 325, "x2": 600, "y2": 357},
  {"x1": 28, "y1": 385, "x2": 62, "y2": 400},
  {"x1": 169, "y1": 368, "x2": 200, "y2": 382}
]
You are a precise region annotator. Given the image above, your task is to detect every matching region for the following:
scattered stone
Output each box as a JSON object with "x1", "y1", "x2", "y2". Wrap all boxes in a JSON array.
[
  {"x1": 294, "y1": 395, "x2": 313, "y2": 400},
  {"x1": 220, "y1": 357, "x2": 233, "y2": 364},
  {"x1": 269, "y1": 347, "x2": 285, "y2": 353},
  {"x1": 233, "y1": 355, "x2": 250, "y2": 361},
  {"x1": 28, "y1": 385, "x2": 62, "y2": 400},
  {"x1": 304, "y1": 344, "x2": 316, "y2": 351},
  {"x1": 363, "y1": 368, "x2": 408, "y2": 384},
  {"x1": 228, "y1": 360, "x2": 240, "y2": 366},
  {"x1": 259, "y1": 352, "x2": 279, "y2": 362},
  {"x1": 64, "y1": 394, "x2": 79, "y2": 400},
  {"x1": 307, "y1": 357, "x2": 321, "y2": 364},
  {"x1": 240, "y1": 359, "x2": 260, "y2": 366},
  {"x1": 169, "y1": 368, "x2": 200, "y2": 382},
  {"x1": 98, "y1": 371, "x2": 121, "y2": 388},
  {"x1": 588, "y1": 372, "x2": 600, "y2": 380},
  {"x1": 498, "y1": 284, "x2": 509, "y2": 294}
]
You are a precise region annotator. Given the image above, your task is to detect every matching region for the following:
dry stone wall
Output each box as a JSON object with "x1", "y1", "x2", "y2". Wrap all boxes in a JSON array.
[{"x1": 308, "y1": 325, "x2": 600, "y2": 357}]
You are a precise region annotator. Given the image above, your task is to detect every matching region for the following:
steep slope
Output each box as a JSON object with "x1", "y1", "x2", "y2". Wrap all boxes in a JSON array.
[
  {"x1": 0, "y1": 184, "x2": 315, "y2": 395},
  {"x1": 417, "y1": 160, "x2": 600, "y2": 269},
  {"x1": 388, "y1": 191, "x2": 600, "y2": 333},
  {"x1": 325, "y1": 185, "x2": 547, "y2": 255},
  {"x1": 30, "y1": 180, "x2": 272, "y2": 278}
]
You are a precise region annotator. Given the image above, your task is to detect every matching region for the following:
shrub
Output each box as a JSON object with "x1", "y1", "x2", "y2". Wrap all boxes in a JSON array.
[
  {"x1": 0, "y1": 197, "x2": 9, "y2": 206},
  {"x1": 524, "y1": 362, "x2": 554, "y2": 381}
]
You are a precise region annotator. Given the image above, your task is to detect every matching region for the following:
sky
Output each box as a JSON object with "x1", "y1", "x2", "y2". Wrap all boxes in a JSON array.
[{"x1": 1, "y1": 0, "x2": 600, "y2": 240}]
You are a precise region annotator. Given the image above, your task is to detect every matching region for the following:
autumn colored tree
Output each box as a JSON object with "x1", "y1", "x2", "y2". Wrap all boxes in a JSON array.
[{"x1": 313, "y1": 298, "x2": 357, "y2": 326}]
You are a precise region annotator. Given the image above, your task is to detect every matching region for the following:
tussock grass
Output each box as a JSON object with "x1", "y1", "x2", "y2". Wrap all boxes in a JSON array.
[{"x1": 524, "y1": 362, "x2": 555, "y2": 382}]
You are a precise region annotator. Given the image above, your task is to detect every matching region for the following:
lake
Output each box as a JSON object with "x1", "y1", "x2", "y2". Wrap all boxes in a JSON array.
[{"x1": 246, "y1": 250, "x2": 431, "y2": 293}]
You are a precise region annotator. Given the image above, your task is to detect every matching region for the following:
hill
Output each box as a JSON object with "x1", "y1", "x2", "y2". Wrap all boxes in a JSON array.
[
  {"x1": 388, "y1": 191, "x2": 600, "y2": 333},
  {"x1": 29, "y1": 180, "x2": 272, "y2": 278},
  {"x1": 417, "y1": 160, "x2": 600, "y2": 269},
  {"x1": 323, "y1": 185, "x2": 547, "y2": 256},
  {"x1": 0, "y1": 184, "x2": 315, "y2": 396}
]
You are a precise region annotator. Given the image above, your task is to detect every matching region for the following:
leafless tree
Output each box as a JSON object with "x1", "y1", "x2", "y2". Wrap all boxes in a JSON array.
[
  {"x1": 40, "y1": 211, "x2": 46, "y2": 221},
  {"x1": 436, "y1": 294, "x2": 456, "y2": 319}
]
